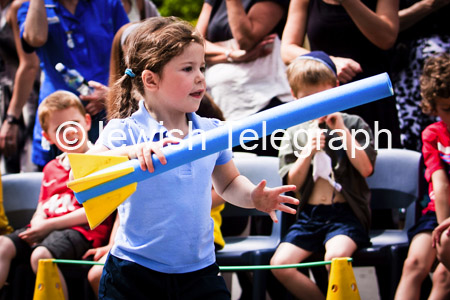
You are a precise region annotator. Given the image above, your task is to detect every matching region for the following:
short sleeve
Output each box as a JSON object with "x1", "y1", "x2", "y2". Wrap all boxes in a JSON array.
[
  {"x1": 109, "y1": 0, "x2": 129, "y2": 33},
  {"x1": 206, "y1": 118, "x2": 232, "y2": 166},
  {"x1": 422, "y1": 125, "x2": 444, "y2": 182},
  {"x1": 345, "y1": 115, "x2": 377, "y2": 167},
  {"x1": 99, "y1": 119, "x2": 138, "y2": 149}
]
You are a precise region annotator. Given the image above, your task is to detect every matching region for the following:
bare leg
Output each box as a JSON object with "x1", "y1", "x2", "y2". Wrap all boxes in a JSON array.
[
  {"x1": 0, "y1": 236, "x2": 16, "y2": 289},
  {"x1": 429, "y1": 263, "x2": 450, "y2": 300},
  {"x1": 30, "y1": 246, "x2": 68, "y2": 300},
  {"x1": 87, "y1": 254, "x2": 108, "y2": 298},
  {"x1": 324, "y1": 234, "x2": 358, "y2": 272},
  {"x1": 271, "y1": 242, "x2": 325, "y2": 300},
  {"x1": 395, "y1": 232, "x2": 436, "y2": 300},
  {"x1": 436, "y1": 229, "x2": 450, "y2": 270}
]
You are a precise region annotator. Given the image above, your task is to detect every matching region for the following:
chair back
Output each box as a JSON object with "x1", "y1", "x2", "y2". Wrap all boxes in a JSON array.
[
  {"x1": 221, "y1": 156, "x2": 283, "y2": 235},
  {"x1": 3, "y1": 172, "x2": 43, "y2": 229},
  {"x1": 366, "y1": 148, "x2": 423, "y2": 230}
]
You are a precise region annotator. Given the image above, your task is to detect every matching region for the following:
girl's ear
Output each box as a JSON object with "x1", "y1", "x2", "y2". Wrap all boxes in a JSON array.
[{"x1": 142, "y1": 70, "x2": 159, "y2": 91}]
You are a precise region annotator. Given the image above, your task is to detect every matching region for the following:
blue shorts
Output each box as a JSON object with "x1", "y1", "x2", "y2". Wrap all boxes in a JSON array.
[
  {"x1": 407, "y1": 210, "x2": 438, "y2": 242},
  {"x1": 283, "y1": 203, "x2": 370, "y2": 252},
  {"x1": 99, "y1": 254, "x2": 230, "y2": 300}
]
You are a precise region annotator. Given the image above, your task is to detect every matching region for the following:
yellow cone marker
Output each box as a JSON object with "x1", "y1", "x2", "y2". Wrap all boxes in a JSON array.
[
  {"x1": 326, "y1": 257, "x2": 360, "y2": 300},
  {"x1": 33, "y1": 259, "x2": 65, "y2": 300}
]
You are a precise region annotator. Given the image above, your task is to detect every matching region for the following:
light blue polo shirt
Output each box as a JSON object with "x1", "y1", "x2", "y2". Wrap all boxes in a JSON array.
[
  {"x1": 99, "y1": 100, "x2": 233, "y2": 273},
  {"x1": 17, "y1": 0, "x2": 129, "y2": 166}
]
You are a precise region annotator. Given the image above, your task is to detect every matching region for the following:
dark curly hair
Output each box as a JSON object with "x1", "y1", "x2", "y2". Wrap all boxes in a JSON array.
[{"x1": 420, "y1": 53, "x2": 450, "y2": 115}]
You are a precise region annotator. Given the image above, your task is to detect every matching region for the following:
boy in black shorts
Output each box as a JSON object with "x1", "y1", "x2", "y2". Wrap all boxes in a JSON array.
[
  {"x1": 270, "y1": 51, "x2": 376, "y2": 300},
  {"x1": 0, "y1": 91, "x2": 113, "y2": 299}
]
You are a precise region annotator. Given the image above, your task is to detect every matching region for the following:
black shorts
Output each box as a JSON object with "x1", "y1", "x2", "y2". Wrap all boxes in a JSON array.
[
  {"x1": 6, "y1": 227, "x2": 91, "y2": 261},
  {"x1": 283, "y1": 203, "x2": 371, "y2": 252},
  {"x1": 407, "y1": 210, "x2": 438, "y2": 242},
  {"x1": 99, "y1": 254, "x2": 231, "y2": 300}
]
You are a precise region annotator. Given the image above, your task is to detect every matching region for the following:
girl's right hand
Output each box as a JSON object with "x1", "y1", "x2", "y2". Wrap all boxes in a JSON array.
[{"x1": 132, "y1": 138, "x2": 180, "y2": 172}]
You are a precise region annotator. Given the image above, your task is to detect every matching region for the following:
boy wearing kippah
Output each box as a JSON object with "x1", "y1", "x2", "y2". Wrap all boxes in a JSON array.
[{"x1": 270, "y1": 51, "x2": 376, "y2": 300}]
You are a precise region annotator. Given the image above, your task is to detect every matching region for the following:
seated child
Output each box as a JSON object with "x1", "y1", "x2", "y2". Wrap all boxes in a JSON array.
[
  {"x1": 270, "y1": 51, "x2": 376, "y2": 300},
  {"x1": 396, "y1": 52, "x2": 450, "y2": 300},
  {"x1": 0, "y1": 91, "x2": 114, "y2": 299}
]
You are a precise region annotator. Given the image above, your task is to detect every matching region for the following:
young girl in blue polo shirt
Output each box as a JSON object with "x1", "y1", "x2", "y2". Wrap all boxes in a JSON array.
[{"x1": 89, "y1": 16, "x2": 299, "y2": 299}]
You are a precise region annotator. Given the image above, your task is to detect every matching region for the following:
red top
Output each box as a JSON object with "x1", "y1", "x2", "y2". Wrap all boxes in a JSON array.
[
  {"x1": 39, "y1": 153, "x2": 113, "y2": 248},
  {"x1": 422, "y1": 121, "x2": 450, "y2": 214}
]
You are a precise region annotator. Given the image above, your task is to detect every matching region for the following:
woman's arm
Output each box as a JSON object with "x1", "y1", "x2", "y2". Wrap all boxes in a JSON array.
[
  {"x1": 225, "y1": 0, "x2": 284, "y2": 50},
  {"x1": 0, "y1": 0, "x2": 40, "y2": 156},
  {"x1": 398, "y1": 0, "x2": 450, "y2": 31},
  {"x1": 280, "y1": 0, "x2": 311, "y2": 64},
  {"x1": 196, "y1": 2, "x2": 279, "y2": 65},
  {"x1": 340, "y1": 0, "x2": 399, "y2": 50},
  {"x1": 23, "y1": 0, "x2": 49, "y2": 47}
]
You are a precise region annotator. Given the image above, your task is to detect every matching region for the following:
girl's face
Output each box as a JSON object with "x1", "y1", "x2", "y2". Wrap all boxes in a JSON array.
[
  {"x1": 156, "y1": 42, "x2": 206, "y2": 113},
  {"x1": 434, "y1": 97, "x2": 450, "y2": 131}
]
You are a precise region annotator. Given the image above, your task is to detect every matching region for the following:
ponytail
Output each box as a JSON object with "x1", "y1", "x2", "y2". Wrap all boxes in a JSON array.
[{"x1": 107, "y1": 73, "x2": 139, "y2": 120}]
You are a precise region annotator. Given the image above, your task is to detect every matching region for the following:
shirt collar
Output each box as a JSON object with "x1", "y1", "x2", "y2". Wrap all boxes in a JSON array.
[{"x1": 131, "y1": 100, "x2": 201, "y2": 142}]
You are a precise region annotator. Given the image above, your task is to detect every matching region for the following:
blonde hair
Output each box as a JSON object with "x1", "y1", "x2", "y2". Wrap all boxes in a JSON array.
[
  {"x1": 38, "y1": 90, "x2": 86, "y2": 132},
  {"x1": 420, "y1": 53, "x2": 450, "y2": 115},
  {"x1": 108, "y1": 16, "x2": 204, "y2": 120},
  {"x1": 286, "y1": 59, "x2": 337, "y2": 97}
]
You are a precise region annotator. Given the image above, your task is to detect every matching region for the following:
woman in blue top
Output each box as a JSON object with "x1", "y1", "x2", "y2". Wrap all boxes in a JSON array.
[
  {"x1": 90, "y1": 17, "x2": 299, "y2": 299},
  {"x1": 17, "y1": 0, "x2": 129, "y2": 168}
]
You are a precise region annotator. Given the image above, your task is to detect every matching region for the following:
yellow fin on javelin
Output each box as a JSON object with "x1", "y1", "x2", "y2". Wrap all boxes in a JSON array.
[
  {"x1": 67, "y1": 154, "x2": 132, "y2": 193},
  {"x1": 68, "y1": 153, "x2": 129, "y2": 179},
  {"x1": 83, "y1": 182, "x2": 137, "y2": 229}
]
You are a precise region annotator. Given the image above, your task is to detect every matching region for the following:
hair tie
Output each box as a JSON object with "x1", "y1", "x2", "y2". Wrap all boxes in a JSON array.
[{"x1": 125, "y1": 68, "x2": 136, "y2": 78}]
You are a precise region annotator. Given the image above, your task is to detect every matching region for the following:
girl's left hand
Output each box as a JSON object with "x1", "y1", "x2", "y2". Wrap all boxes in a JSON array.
[{"x1": 251, "y1": 180, "x2": 298, "y2": 222}]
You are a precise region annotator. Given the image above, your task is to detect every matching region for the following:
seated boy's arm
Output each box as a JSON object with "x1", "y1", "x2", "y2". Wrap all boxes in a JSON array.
[
  {"x1": 19, "y1": 208, "x2": 88, "y2": 245},
  {"x1": 325, "y1": 113, "x2": 373, "y2": 177},
  {"x1": 432, "y1": 169, "x2": 450, "y2": 224}
]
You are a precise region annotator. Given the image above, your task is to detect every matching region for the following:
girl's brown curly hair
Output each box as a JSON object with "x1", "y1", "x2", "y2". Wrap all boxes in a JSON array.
[{"x1": 420, "y1": 53, "x2": 450, "y2": 115}]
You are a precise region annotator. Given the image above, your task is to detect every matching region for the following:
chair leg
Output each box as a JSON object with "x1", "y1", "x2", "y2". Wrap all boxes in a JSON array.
[{"x1": 252, "y1": 270, "x2": 267, "y2": 300}]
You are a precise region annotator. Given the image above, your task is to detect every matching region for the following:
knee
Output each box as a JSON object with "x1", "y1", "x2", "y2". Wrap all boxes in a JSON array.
[
  {"x1": 270, "y1": 254, "x2": 296, "y2": 280},
  {"x1": 87, "y1": 265, "x2": 103, "y2": 285},
  {"x1": 30, "y1": 246, "x2": 53, "y2": 272},
  {"x1": 324, "y1": 250, "x2": 353, "y2": 262},
  {"x1": 402, "y1": 256, "x2": 428, "y2": 276},
  {"x1": 0, "y1": 236, "x2": 16, "y2": 260},
  {"x1": 432, "y1": 265, "x2": 450, "y2": 287}
]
